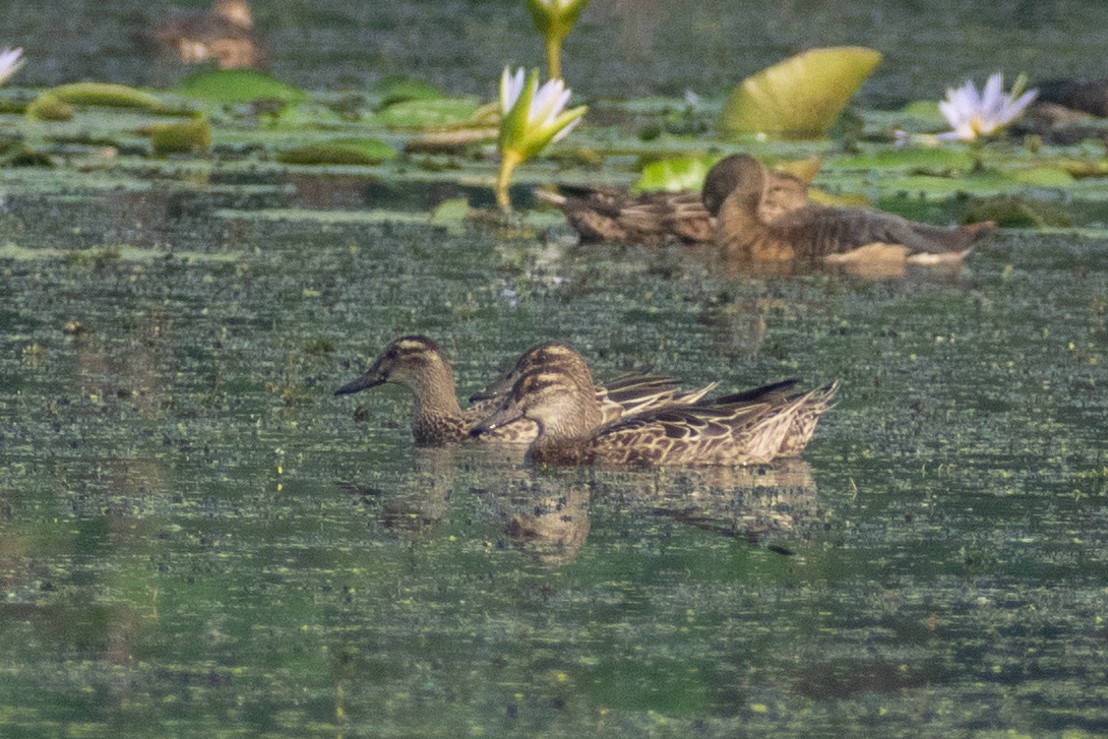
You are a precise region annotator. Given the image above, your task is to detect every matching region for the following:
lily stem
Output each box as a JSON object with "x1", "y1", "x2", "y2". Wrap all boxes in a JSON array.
[
  {"x1": 495, "y1": 151, "x2": 522, "y2": 211},
  {"x1": 545, "y1": 36, "x2": 562, "y2": 80}
]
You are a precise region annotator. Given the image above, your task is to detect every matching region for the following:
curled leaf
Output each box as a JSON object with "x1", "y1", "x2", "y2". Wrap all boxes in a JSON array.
[{"x1": 718, "y1": 46, "x2": 882, "y2": 139}]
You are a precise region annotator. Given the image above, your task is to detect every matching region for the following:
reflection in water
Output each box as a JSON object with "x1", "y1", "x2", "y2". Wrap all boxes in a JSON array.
[
  {"x1": 594, "y1": 459, "x2": 821, "y2": 548},
  {"x1": 475, "y1": 470, "x2": 593, "y2": 567}
]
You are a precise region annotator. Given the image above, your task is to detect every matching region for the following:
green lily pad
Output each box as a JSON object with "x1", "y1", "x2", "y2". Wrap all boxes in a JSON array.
[
  {"x1": 26, "y1": 83, "x2": 175, "y2": 120},
  {"x1": 276, "y1": 138, "x2": 397, "y2": 166},
  {"x1": 371, "y1": 76, "x2": 445, "y2": 107},
  {"x1": 149, "y1": 115, "x2": 211, "y2": 155},
  {"x1": 718, "y1": 46, "x2": 883, "y2": 139},
  {"x1": 835, "y1": 147, "x2": 977, "y2": 172},
  {"x1": 171, "y1": 69, "x2": 308, "y2": 105},
  {"x1": 371, "y1": 97, "x2": 484, "y2": 129},
  {"x1": 632, "y1": 156, "x2": 716, "y2": 193}
]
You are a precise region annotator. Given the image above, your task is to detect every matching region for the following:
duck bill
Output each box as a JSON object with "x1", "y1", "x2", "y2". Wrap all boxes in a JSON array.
[
  {"x1": 334, "y1": 369, "x2": 386, "y2": 396},
  {"x1": 470, "y1": 400, "x2": 524, "y2": 437},
  {"x1": 468, "y1": 373, "x2": 513, "y2": 403}
]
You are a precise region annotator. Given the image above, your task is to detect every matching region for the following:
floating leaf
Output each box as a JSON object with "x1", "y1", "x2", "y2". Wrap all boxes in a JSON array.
[
  {"x1": 149, "y1": 115, "x2": 211, "y2": 155},
  {"x1": 429, "y1": 197, "x2": 470, "y2": 236},
  {"x1": 276, "y1": 138, "x2": 397, "y2": 166},
  {"x1": 25, "y1": 93, "x2": 72, "y2": 121},
  {"x1": 835, "y1": 147, "x2": 976, "y2": 172},
  {"x1": 371, "y1": 76, "x2": 444, "y2": 107},
  {"x1": 718, "y1": 46, "x2": 882, "y2": 139},
  {"x1": 371, "y1": 97, "x2": 483, "y2": 129},
  {"x1": 26, "y1": 83, "x2": 175, "y2": 120},
  {"x1": 632, "y1": 156, "x2": 715, "y2": 193},
  {"x1": 171, "y1": 69, "x2": 308, "y2": 104}
]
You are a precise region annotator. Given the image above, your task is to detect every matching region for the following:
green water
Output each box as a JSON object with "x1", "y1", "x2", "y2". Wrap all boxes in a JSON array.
[
  {"x1": 1, "y1": 180, "x2": 1105, "y2": 734},
  {"x1": 0, "y1": 0, "x2": 1107, "y2": 735}
]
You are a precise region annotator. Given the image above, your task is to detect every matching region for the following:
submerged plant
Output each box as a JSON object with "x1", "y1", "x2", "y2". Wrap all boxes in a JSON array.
[
  {"x1": 525, "y1": 0, "x2": 589, "y2": 80},
  {"x1": 0, "y1": 47, "x2": 24, "y2": 85},
  {"x1": 938, "y1": 72, "x2": 1037, "y2": 141},
  {"x1": 496, "y1": 67, "x2": 586, "y2": 211}
]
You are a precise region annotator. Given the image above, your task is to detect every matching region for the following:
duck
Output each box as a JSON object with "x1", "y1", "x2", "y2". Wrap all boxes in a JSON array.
[
  {"x1": 335, "y1": 336, "x2": 717, "y2": 446},
  {"x1": 152, "y1": 0, "x2": 268, "y2": 70},
  {"x1": 469, "y1": 339, "x2": 717, "y2": 415},
  {"x1": 537, "y1": 162, "x2": 810, "y2": 246},
  {"x1": 471, "y1": 342, "x2": 837, "y2": 467},
  {"x1": 703, "y1": 154, "x2": 994, "y2": 267}
]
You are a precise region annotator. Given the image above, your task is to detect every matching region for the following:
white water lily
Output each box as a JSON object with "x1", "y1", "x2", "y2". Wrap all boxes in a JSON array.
[
  {"x1": 525, "y1": 0, "x2": 590, "y2": 79},
  {"x1": 938, "y1": 72, "x2": 1037, "y2": 141},
  {"x1": 0, "y1": 47, "x2": 24, "y2": 85},
  {"x1": 496, "y1": 67, "x2": 587, "y2": 210}
]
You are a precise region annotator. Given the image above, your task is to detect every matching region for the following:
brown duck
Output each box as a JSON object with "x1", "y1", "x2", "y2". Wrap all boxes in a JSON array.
[
  {"x1": 703, "y1": 154, "x2": 994, "y2": 267},
  {"x1": 538, "y1": 164, "x2": 810, "y2": 246},
  {"x1": 153, "y1": 0, "x2": 268, "y2": 70},
  {"x1": 471, "y1": 342, "x2": 837, "y2": 467},
  {"x1": 335, "y1": 336, "x2": 716, "y2": 446}
]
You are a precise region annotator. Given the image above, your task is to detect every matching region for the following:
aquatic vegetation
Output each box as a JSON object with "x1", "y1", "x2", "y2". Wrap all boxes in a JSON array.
[
  {"x1": 148, "y1": 114, "x2": 211, "y2": 155},
  {"x1": 718, "y1": 47, "x2": 882, "y2": 139},
  {"x1": 0, "y1": 47, "x2": 23, "y2": 85},
  {"x1": 170, "y1": 68, "x2": 307, "y2": 104},
  {"x1": 496, "y1": 67, "x2": 587, "y2": 210},
  {"x1": 938, "y1": 72, "x2": 1037, "y2": 141},
  {"x1": 525, "y1": 0, "x2": 590, "y2": 79},
  {"x1": 24, "y1": 82, "x2": 178, "y2": 121}
]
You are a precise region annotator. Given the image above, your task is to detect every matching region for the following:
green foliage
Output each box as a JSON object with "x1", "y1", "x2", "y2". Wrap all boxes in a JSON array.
[
  {"x1": 26, "y1": 83, "x2": 176, "y2": 120},
  {"x1": 149, "y1": 115, "x2": 211, "y2": 155},
  {"x1": 718, "y1": 47, "x2": 882, "y2": 139},
  {"x1": 632, "y1": 156, "x2": 717, "y2": 193},
  {"x1": 371, "y1": 97, "x2": 484, "y2": 129},
  {"x1": 276, "y1": 138, "x2": 397, "y2": 165},
  {"x1": 171, "y1": 69, "x2": 308, "y2": 105}
]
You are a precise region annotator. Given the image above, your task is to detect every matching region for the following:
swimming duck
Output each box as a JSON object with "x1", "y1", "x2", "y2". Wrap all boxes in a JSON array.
[
  {"x1": 335, "y1": 336, "x2": 716, "y2": 446},
  {"x1": 153, "y1": 0, "x2": 268, "y2": 70},
  {"x1": 703, "y1": 154, "x2": 994, "y2": 267},
  {"x1": 538, "y1": 164, "x2": 810, "y2": 246},
  {"x1": 470, "y1": 339, "x2": 717, "y2": 413},
  {"x1": 471, "y1": 342, "x2": 836, "y2": 467}
]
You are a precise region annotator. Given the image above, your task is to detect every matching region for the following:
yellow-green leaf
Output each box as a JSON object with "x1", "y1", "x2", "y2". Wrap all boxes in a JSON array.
[
  {"x1": 718, "y1": 46, "x2": 882, "y2": 139},
  {"x1": 632, "y1": 156, "x2": 716, "y2": 194},
  {"x1": 171, "y1": 69, "x2": 307, "y2": 104},
  {"x1": 150, "y1": 115, "x2": 211, "y2": 155},
  {"x1": 26, "y1": 83, "x2": 175, "y2": 119},
  {"x1": 276, "y1": 138, "x2": 397, "y2": 166}
]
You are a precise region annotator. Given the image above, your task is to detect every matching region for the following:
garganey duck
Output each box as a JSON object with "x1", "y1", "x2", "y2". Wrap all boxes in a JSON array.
[
  {"x1": 336, "y1": 336, "x2": 716, "y2": 446},
  {"x1": 471, "y1": 342, "x2": 837, "y2": 467},
  {"x1": 703, "y1": 154, "x2": 994, "y2": 268}
]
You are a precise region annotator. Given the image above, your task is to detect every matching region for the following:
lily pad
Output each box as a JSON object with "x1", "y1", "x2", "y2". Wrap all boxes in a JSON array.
[
  {"x1": 632, "y1": 156, "x2": 715, "y2": 193},
  {"x1": 718, "y1": 46, "x2": 883, "y2": 139},
  {"x1": 171, "y1": 69, "x2": 308, "y2": 105},
  {"x1": 149, "y1": 115, "x2": 211, "y2": 155},
  {"x1": 371, "y1": 97, "x2": 485, "y2": 129},
  {"x1": 835, "y1": 147, "x2": 977, "y2": 173},
  {"x1": 26, "y1": 83, "x2": 175, "y2": 120},
  {"x1": 276, "y1": 138, "x2": 397, "y2": 166},
  {"x1": 371, "y1": 76, "x2": 445, "y2": 107}
]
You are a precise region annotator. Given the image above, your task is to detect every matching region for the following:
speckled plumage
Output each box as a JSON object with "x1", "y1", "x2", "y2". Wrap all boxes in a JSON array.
[
  {"x1": 336, "y1": 336, "x2": 720, "y2": 447},
  {"x1": 703, "y1": 154, "x2": 993, "y2": 266},
  {"x1": 472, "y1": 343, "x2": 837, "y2": 467},
  {"x1": 538, "y1": 165, "x2": 809, "y2": 246}
]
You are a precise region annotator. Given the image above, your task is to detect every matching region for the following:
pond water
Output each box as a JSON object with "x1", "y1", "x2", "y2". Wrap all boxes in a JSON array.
[{"x1": 1, "y1": 1, "x2": 1108, "y2": 736}]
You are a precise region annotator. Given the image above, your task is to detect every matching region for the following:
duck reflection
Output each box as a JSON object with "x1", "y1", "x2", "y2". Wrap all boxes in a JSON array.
[
  {"x1": 595, "y1": 459, "x2": 820, "y2": 548},
  {"x1": 474, "y1": 469, "x2": 592, "y2": 567}
]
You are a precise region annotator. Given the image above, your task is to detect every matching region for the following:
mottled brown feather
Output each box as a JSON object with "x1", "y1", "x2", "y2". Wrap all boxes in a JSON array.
[{"x1": 703, "y1": 154, "x2": 993, "y2": 266}]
